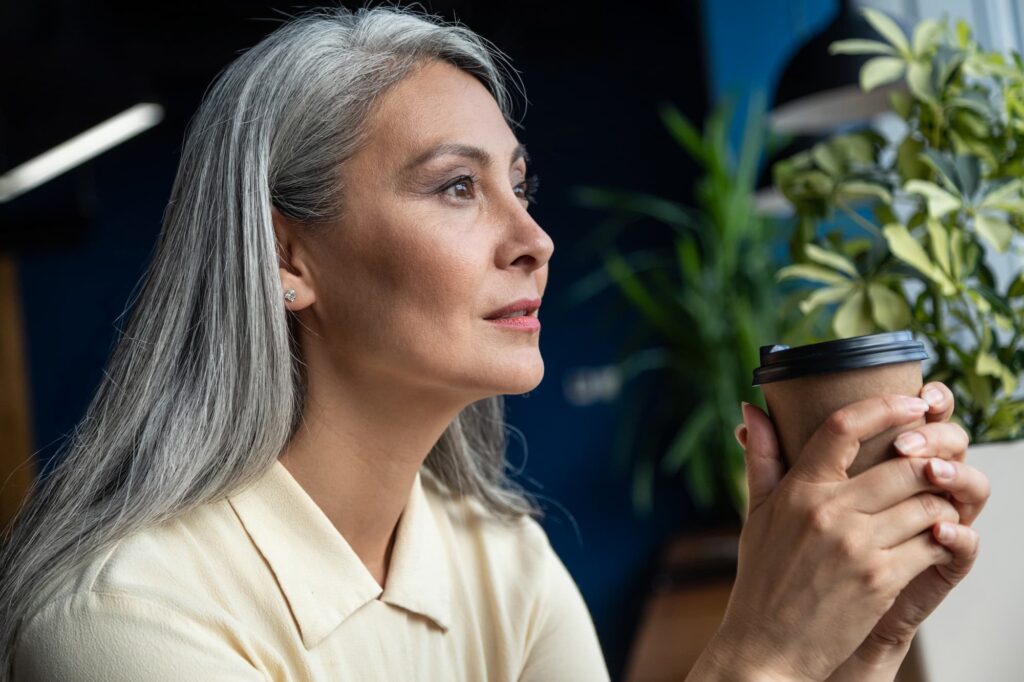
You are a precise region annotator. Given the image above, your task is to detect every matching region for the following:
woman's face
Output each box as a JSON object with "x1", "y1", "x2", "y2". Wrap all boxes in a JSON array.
[{"x1": 292, "y1": 60, "x2": 553, "y2": 403}]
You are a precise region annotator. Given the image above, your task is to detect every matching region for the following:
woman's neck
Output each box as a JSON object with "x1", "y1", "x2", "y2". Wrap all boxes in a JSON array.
[{"x1": 278, "y1": 369, "x2": 466, "y2": 588}]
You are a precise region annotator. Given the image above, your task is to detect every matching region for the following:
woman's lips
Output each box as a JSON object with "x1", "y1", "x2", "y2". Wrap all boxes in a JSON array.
[{"x1": 486, "y1": 315, "x2": 540, "y2": 331}]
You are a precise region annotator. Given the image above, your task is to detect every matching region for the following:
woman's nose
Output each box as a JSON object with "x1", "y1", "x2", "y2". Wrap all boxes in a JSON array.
[{"x1": 499, "y1": 202, "x2": 554, "y2": 271}]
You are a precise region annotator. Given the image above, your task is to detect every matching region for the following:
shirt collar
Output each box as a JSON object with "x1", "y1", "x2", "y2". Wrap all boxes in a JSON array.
[{"x1": 227, "y1": 461, "x2": 451, "y2": 649}]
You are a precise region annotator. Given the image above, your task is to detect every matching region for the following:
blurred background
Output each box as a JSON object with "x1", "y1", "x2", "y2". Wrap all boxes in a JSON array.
[{"x1": 2, "y1": 1, "x2": 1021, "y2": 680}]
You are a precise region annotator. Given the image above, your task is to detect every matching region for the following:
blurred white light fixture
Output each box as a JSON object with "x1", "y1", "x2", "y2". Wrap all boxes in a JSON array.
[{"x1": 0, "y1": 102, "x2": 164, "y2": 204}]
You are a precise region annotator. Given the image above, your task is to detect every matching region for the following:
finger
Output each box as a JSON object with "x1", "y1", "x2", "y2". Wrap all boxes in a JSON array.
[
  {"x1": 921, "y1": 381, "x2": 954, "y2": 424},
  {"x1": 741, "y1": 402, "x2": 784, "y2": 515},
  {"x1": 871, "y1": 493, "x2": 959, "y2": 549},
  {"x1": 893, "y1": 421, "x2": 970, "y2": 462},
  {"x1": 925, "y1": 458, "x2": 991, "y2": 527},
  {"x1": 734, "y1": 424, "x2": 747, "y2": 449},
  {"x1": 932, "y1": 522, "x2": 982, "y2": 585},
  {"x1": 885, "y1": 530, "x2": 954, "y2": 590},
  {"x1": 844, "y1": 456, "x2": 942, "y2": 514},
  {"x1": 794, "y1": 394, "x2": 930, "y2": 482}
]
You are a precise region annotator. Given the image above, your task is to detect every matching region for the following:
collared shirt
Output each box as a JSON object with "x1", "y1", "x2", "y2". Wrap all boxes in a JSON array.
[{"x1": 14, "y1": 462, "x2": 610, "y2": 681}]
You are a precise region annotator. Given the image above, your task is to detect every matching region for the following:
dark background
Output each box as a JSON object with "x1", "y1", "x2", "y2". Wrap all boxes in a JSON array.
[{"x1": 0, "y1": 1, "x2": 839, "y2": 677}]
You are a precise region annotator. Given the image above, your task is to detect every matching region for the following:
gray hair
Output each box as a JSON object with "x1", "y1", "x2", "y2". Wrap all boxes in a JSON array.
[{"x1": 0, "y1": 6, "x2": 538, "y2": 676}]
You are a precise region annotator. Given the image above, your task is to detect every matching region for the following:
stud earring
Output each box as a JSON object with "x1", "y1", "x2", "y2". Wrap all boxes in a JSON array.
[{"x1": 284, "y1": 288, "x2": 297, "y2": 303}]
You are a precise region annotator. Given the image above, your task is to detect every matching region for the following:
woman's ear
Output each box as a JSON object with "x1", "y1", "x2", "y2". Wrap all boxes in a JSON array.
[{"x1": 271, "y1": 205, "x2": 316, "y2": 310}]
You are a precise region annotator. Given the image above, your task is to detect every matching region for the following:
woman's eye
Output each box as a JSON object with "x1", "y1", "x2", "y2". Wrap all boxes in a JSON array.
[
  {"x1": 515, "y1": 174, "x2": 540, "y2": 205},
  {"x1": 442, "y1": 176, "x2": 476, "y2": 200}
]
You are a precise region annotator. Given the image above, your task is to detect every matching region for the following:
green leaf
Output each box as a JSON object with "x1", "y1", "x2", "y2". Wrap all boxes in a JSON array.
[
  {"x1": 867, "y1": 283, "x2": 912, "y2": 330},
  {"x1": 956, "y1": 19, "x2": 972, "y2": 48},
  {"x1": 811, "y1": 142, "x2": 842, "y2": 176},
  {"x1": 660, "y1": 401, "x2": 716, "y2": 475},
  {"x1": 838, "y1": 180, "x2": 893, "y2": 205},
  {"x1": 964, "y1": 366, "x2": 994, "y2": 410},
  {"x1": 863, "y1": 8, "x2": 911, "y2": 55},
  {"x1": 950, "y1": 229, "x2": 965, "y2": 280},
  {"x1": 890, "y1": 90, "x2": 914, "y2": 118},
  {"x1": 830, "y1": 39, "x2": 899, "y2": 56},
  {"x1": 979, "y1": 179, "x2": 1024, "y2": 210},
  {"x1": 977, "y1": 351, "x2": 1019, "y2": 395},
  {"x1": 1008, "y1": 274, "x2": 1024, "y2": 298},
  {"x1": 920, "y1": 150, "x2": 961, "y2": 195},
  {"x1": 904, "y1": 180, "x2": 962, "y2": 218},
  {"x1": 604, "y1": 251, "x2": 686, "y2": 339},
  {"x1": 675, "y1": 237, "x2": 701, "y2": 285},
  {"x1": 574, "y1": 187, "x2": 701, "y2": 231},
  {"x1": 776, "y1": 264, "x2": 852, "y2": 286},
  {"x1": 974, "y1": 213, "x2": 1014, "y2": 251},
  {"x1": 907, "y1": 60, "x2": 935, "y2": 102},
  {"x1": 805, "y1": 243, "x2": 859, "y2": 277},
  {"x1": 658, "y1": 103, "x2": 705, "y2": 162},
  {"x1": 897, "y1": 137, "x2": 928, "y2": 180},
  {"x1": 860, "y1": 56, "x2": 907, "y2": 91},
  {"x1": 912, "y1": 18, "x2": 944, "y2": 55},
  {"x1": 883, "y1": 223, "x2": 957, "y2": 294},
  {"x1": 926, "y1": 218, "x2": 952, "y2": 276},
  {"x1": 834, "y1": 288, "x2": 875, "y2": 337},
  {"x1": 954, "y1": 155, "x2": 981, "y2": 201},
  {"x1": 798, "y1": 283, "x2": 855, "y2": 314}
]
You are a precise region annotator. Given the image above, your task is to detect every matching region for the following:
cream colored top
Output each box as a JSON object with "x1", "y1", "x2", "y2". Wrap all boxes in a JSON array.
[{"x1": 14, "y1": 462, "x2": 610, "y2": 681}]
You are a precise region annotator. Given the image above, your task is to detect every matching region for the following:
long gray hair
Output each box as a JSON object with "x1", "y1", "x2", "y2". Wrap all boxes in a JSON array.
[{"x1": 0, "y1": 6, "x2": 540, "y2": 676}]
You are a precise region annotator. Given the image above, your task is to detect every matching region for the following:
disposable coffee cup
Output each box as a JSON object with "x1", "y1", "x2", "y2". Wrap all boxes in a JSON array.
[{"x1": 752, "y1": 331, "x2": 930, "y2": 477}]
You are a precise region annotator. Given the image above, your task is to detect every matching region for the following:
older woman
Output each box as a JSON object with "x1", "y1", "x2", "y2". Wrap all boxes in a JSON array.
[{"x1": 0, "y1": 6, "x2": 988, "y2": 681}]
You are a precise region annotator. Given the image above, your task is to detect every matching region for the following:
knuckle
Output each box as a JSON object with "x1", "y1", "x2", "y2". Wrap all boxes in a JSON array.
[
  {"x1": 976, "y1": 471, "x2": 992, "y2": 501},
  {"x1": 917, "y1": 492, "x2": 945, "y2": 520},
  {"x1": 881, "y1": 393, "x2": 903, "y2": 414},
  {"x1": 807, "y1": 505, "x2": 833, "y2": 535},
  {"x1": 898, "y1": 457, "x2": 924, "y2": 488},
  {"x1": 836, "y1": 534, "x2": 859, "y2": 560},
  {"x1": 953, "y1": 423, "x2": 971, "y2": 448},
  {"x1": 971, "y1": 531, "x2": 982, "y2": 559},
  {"x1": 860, "y1": 562, "x2": 893, "y2": 596},
  {"x1": 824, "y1": 410, "x2": 856, "y2": 438}
]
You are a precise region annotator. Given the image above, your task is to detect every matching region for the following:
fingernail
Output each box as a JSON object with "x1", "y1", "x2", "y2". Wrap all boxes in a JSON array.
[
  {"x1": 938, "y1": 522, "x2": 956, "y2": 543},
  {"x1": 924, "y1": 387, "x2": 944, "y2": 407},
  {"x1": 903, "y1": 397, "x2": 930, "y2": 413},
  {"x1": 895, "y1": 431, "x2": 926, "y2": 455},
  {"x1": 930, "y1": 458, "x2": 955, "y2": 479},
  {"x1": 734, "y1": 424, "x2": 747, "y2": 449},
  {"x1": 740, "y1": 401, "x2": 752, "y2": 426}
]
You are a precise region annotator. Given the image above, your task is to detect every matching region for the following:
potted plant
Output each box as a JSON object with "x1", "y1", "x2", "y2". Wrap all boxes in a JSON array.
[
  {"x1": 772, "y1": 8, "x2": 1024, "y2": 442},
  {"x1": 568, "y1": 95, "x2": 795, "y2": 521},
  {"x1": 771, "y1": 9, "x2": 1022, "y2": 677}
]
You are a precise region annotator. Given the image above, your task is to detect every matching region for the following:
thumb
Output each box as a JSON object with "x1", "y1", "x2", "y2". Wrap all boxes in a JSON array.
[{"x1": 741, "y1": 402, "x2": 785, "y2": 515}]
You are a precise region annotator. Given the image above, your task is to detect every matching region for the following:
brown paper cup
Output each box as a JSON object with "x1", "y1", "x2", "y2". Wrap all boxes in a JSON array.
[{"x1": 753, "y1": 332, "x2": 929, "y2": 477}]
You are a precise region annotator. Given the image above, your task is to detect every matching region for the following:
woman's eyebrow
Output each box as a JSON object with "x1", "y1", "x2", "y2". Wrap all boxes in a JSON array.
[{"x1": 402, "y1": 142, "x2": 529, "y2": 173}]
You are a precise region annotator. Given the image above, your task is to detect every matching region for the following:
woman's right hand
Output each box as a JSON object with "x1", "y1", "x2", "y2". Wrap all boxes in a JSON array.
[{"x1": 704, "y1": 395, "x2": 961, "y2": 681}]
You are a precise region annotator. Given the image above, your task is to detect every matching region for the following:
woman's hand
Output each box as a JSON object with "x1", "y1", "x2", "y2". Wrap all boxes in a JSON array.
[
  {"x1": 700, "y1": 391, "x2": 984, "y2": 681},
  {"x1": 829, "y1": 382, "x2": 989, "y2": 678}
]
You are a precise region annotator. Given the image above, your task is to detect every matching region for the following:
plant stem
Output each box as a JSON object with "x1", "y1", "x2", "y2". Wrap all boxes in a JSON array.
[
  {"x1": 931, "y1": 289, "x2": 952, "y2": 368},
  {"x1": 836, "y1": 199, "x2": 884, "y2": 237}
]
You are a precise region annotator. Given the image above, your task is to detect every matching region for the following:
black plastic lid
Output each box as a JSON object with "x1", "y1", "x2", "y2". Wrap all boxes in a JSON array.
[{"x1": 752, "y1": 331, "x2": 929, "y2": 386}]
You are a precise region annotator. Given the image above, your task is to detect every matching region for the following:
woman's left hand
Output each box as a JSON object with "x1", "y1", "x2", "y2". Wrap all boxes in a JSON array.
[{"x1": 832, "y1": 381, "x2": 991, "y2": 676}]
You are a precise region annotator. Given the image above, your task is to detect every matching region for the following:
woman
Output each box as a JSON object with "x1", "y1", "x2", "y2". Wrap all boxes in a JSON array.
[{"x1": 0, "y1": 6, "x2": 989, "y2": 681}]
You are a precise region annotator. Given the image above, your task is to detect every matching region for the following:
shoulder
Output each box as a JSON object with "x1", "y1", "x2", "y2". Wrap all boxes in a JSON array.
[
  {"x1": 14, "y1": 500, "x2": 269, "y2": 681},
  {"x1": 23, "y1": 496, "x2": 253, "y2": 630}
]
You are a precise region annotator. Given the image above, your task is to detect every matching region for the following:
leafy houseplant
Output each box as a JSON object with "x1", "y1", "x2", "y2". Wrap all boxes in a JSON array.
[
  {"x1": 773, "y1": 9, "x2": 1024, "y2": 442},
  {"x1": 571, "y1": 97, "x2": 787, "y2": 519}
]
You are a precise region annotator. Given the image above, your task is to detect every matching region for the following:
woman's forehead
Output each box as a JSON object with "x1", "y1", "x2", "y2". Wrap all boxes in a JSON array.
[{"x1": 360, "y1": 61, "x2": 516, "y2": 168}]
